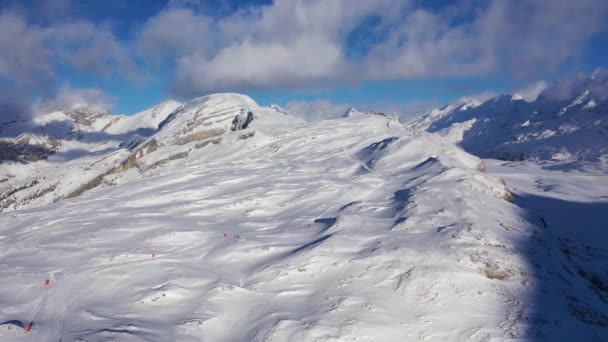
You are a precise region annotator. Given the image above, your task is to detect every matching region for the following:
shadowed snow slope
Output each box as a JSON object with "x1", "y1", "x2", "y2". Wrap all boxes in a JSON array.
[
  {"x1": 485, "y1": 160, "x2": 608, "y2": 341},
  {"x1": 1, "y1": 94, "x2": 605, "y2": 341},
  {"x1": 413, "y1": 71, "x2": 608, "y2": 162}
]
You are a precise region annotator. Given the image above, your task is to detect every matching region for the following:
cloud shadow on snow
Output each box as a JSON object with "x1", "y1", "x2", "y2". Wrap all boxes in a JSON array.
[{"x1": 513, "y1": 192, "x2": 608, "y2": 340}]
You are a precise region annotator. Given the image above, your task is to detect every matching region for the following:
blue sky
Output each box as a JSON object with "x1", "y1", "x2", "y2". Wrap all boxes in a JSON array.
[{"x1": 1, "y1": 0, "x2": 607, "y2": 117}]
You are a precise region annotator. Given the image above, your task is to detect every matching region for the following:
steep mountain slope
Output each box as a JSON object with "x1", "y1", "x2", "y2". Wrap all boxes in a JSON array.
[
  {"x1": 1, "y1": 95, "x2": 606, "y2": 341},
  {"x1": 0, "y1": 101, "x2": 181, "y2": 211},
  {"x1": 413, "y1": 71, "x2": 608, "y2": 162},
  {"x1": 103, "y1": 100, "x2": 182, "y2": 137},
  {"x1": 0, "y1": 94, "x2": 305, "y2": 212}
]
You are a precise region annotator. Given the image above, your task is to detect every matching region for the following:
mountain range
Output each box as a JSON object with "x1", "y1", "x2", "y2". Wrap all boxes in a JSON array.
[
  {"x1": 412, "y1": 70, "x2": 608, "y2": 162},
  {"x1": 0, "y1": 74, "x2": 606, "y2": 340}
]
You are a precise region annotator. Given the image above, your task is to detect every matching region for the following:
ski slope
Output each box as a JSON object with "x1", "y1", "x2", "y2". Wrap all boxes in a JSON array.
[
  {"x1": 0, "y1": 94, "x2": 606, "y2": 341},
  {"x1": 0, "y1": 102, "x2": 527, "y2": 341}
]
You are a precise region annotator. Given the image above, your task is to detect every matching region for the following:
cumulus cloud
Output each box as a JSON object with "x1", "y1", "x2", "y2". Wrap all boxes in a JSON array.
[
  {"x1": 0, "y1": 88, "x2": 33, "y2": 122},
  {"x1": 136, "y1": 8, "x2": 212, "y2": 65},
  {"x1": 153, "y1": 0, "x2": 608, "y2": 97},
  {"x1": 173, "y1": 35, "x2": 343, "y2": 95},
  {"x1": 46, "y1": 21, "x2": 136, "y2": 78},
  {"x1": 1, "y1": 0, "x2": 607, "y2": 110},
  {"x1": 515, "y1": 81, "x2": 549, "y2": 102},
  {"x1": 454, "y1": 91, "x2": 498, "y2": 105},
  {"x1": 0, "y1": 12, "x2": 53, "y2": 88},
  {"x1": 0, "y1": 11, "x2": 136, "y2": 88},
  {"x1": 0, "y1": 7, "x2": 137, "y2": 116},
  {"x1": 284, "y1": 99, "x2": 350, "y2": 121},
  {"x1": 541, "y1": 69, "x2": 608, "y2": 100},
  {"x1": 34, "y1": 84, "x2": 114, "y2": 114}
]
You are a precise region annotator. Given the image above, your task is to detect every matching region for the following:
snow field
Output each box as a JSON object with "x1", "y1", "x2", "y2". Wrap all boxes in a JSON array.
[{"x1": 0, "y1": 112, "x2": 533, "y2": 341}]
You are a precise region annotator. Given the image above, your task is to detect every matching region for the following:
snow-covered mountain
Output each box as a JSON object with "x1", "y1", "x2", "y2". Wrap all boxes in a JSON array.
[
  {"x1": 0, "y1": 93, "x2": 606, "y2": 340},
  {"x1": 341, "y1": 107, "x2": 399, "y2": 122},
  {"x1": 412, "y1": 71, "x2": 608, "y2": 162},
  {"x1": 0, "y1": 100, "x2": 180, "y2": 210}
]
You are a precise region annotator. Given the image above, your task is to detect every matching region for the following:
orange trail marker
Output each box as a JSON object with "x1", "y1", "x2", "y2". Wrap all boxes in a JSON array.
[
  {"x1": 44, "y1": 279, "x2": 50, "y2": 286},
  {"x1": 25, "y1": 323, "x2": 32, "y2": 332}
]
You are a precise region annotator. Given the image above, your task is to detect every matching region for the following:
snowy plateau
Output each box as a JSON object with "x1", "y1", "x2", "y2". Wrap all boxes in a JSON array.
[{"x1": 0, "y1": 87, "x2": 606, "y2": 341}]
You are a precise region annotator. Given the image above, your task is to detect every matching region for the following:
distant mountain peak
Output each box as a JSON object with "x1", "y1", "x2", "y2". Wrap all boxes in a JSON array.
[
  {"x1": 414, "y1": 71, "x2": 608, "y2": 162},
  {"x1": 342, "y1": 107, "x2": 360, "y2": 117},
  {"x1": 268, "y1": 104, "x2": 289, "y2": 115}
]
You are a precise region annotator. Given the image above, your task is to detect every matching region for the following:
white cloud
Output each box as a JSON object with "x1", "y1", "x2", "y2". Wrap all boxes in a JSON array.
[
  {"x1": 515, "y1": 81, "x2": 549, "y2": 102},
  {"x1": 454, "y1": 91, "x2": 498, "y2": 105},
  {"x1": 284, "y1": 99, "x2": 350, "y2": 121},
  {"x1": 34, "y1": 84, "x2": 114, "y2": 114},
  {"x1": 0, "y1": 87, "x2": 32, "y2": 122},
  {"x1": 0, "y1": 12, "x2": 53, "y2": 88},
  {"x1": 173, "y1": 35, "x2": 343, "y2": 95},
  {"x1": 0, "y1": 8, "x2": 138, "y2": 114},
  {"x1": 47, "y1": 21, "x2": 136, "y2": 78},
  {"x1": 1, "y1": 0, "x2": 607, "y2": 108},
  {"x1": 0, "y1": 11, "x2": 138, "y2": 90},
  {"x1": 136, "y1": 8, "x2": 212, "y2": 65},
  {"x1": 541, "y1": 69, "x2": 608, "y2": 100},
  {"x1": 153, "y1": 0, "x2": 608, "y2": 97}
]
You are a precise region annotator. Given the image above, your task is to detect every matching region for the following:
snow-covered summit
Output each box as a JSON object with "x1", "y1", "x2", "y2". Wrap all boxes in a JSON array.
[
  {"x1": 0, "y1": 93, "x2": 305, "y2": 211},
  {"x1": 104, "y1": 100, "x2": 181, "y2": 135},
  {"x1": 342, "y1": 107, "x2": 360, "y2": 117},
  {"x1": 342, "y1": 107, "x2": 400, "y2": 123}
]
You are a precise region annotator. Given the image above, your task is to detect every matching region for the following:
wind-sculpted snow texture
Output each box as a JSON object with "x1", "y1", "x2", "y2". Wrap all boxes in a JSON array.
[
  {"x1": 415, "y1": 71, "x2": 608, "y2": 162},
  {"x1": 0, "y1": 95, "x2": 543, "y2": 341},
  {"x1": 1, "y1": 94, "x2": 605, "y2": 341}
]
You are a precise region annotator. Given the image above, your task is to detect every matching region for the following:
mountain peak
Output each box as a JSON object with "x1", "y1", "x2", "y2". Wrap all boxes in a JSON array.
[{"x1": 342, "y1": 107, "x2": 360, "y2": 117}]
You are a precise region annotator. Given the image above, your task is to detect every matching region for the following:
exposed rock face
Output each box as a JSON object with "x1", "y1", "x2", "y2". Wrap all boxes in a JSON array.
[
  {"x1": 194, "y1": 137, "x2": 222, "y2": 149},
  {"x1": 343, "y1": 107, "x2": 390, "y2": 119},
  {"x1": 61, "y1": 107, "x2": 111, "y2": 127},
  {"x1": 231, "y1": 110, "x2": 255, "y2": 131},
  {"x1": 0, "y1": 140, "x2": 56, "y2": 163},
  {"x1": 64, "y1": 136, "x2": 168, "y2": 199},
  {"x1": 0, "y1": 93, "x2": 297, "y2": 211},
  {"x1": 237, "y1": 131, "x2": 255, "y2": 140},
  {"x1": 144, "y1": 138, "x2": 159, "y2": 153},
  {"x1": 175, "y1": 129, "x2": 225, "y2": 145}
]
